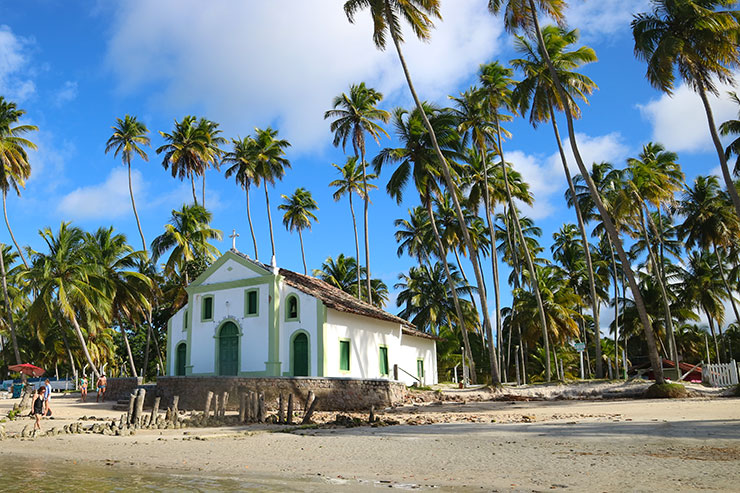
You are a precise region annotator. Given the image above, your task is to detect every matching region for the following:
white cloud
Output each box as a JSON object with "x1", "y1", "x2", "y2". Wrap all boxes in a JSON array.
[
  {"x1": 0, "y1": 25, "x2": 35, "y2": 101},
  {"x1": 54, "y1": 81, "x2": 78, "y2": 105},
  {"x1": 58, "y1": 168, "x2": 143, "y2": 220},
  {"x1": 566, "y1": 0, "x2": 650, "y2": 40},
  {"x1": 507, "y1": 132, "x2": 629, "y2": 219},
  {"x1": 638, "y1": 79, "x2": 739, "y2": 153},
  {"x1": 105, "y1": 1, "x2": 504, "y2": 152}
]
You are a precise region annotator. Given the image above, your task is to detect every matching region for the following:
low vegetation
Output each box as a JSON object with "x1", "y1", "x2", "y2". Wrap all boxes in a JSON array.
[{"x1": 644, "y1": 383, "x2": 688, "y2": 399}]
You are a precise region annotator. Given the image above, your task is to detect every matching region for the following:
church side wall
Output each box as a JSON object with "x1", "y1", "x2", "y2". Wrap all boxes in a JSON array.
[
  {"x1": 397, "y1": 335, "x2": 438, "y2": 386},
  {"x1": 167, "y1": 306, "x2": 186, "y2": 376},
  {"x1": 278, "y1": 285, "x2": 319, "y2": 376}
]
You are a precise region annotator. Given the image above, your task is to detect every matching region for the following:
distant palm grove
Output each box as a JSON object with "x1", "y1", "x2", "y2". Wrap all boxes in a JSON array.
[{"x1": 2, "y1": 0, "x2": 740, "y2": 387}]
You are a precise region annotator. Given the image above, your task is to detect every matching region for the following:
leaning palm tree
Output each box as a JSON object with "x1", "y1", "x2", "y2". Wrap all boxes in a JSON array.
[
  {"x1": 278, "y1": 188, "x2": 319, "y2": 275},
  {"x1": 0, "y1": 243, "x2": 22, "y2": 365},
  {"x1": 252, "y1": 127, "x2": 291, "y2": 266},
  {"x1": 720, "y1": 91, "x2": 740, "y2": 176},
  {"x1": 325, "y1": 82, "x2": 390, "y2": 304},
  {"x1": 195, "y1": 117, "x2": 226, "y2": 208},
  {"x1": 329, "y1": 157, "x2": 377, "y2": 298},
  {"x1": 489, "y1": 0, "x2": 666, "y2": 383},
  {"x1": 633, "y1": 0, "x2": 740, "y2": 219},
  {"x1": 0, "y1": 97, "x2": 36, "y2": 268},
  {"x1": 511, "y1": 25, "x2": 604, "y2": 377},
  {"x1": 105, "y1": 115, "x2": 151, "y2": 253},
  {"x1": 223, "y1": 136, "x2": 260, "y2": 259},
  {"x1": 150, "y1": 204, "x2": 222, "y2": 286},
  {"x1": 157, "y1": 116, "x2": 208, "y2": 205},
  {"x1": 344, "y1": 1, "x2": 502, "y2": 385}
]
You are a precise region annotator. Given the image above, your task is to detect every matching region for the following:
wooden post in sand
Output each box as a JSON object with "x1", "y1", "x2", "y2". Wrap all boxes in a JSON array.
[
  {"x1": 172, "y1": 395, "x2": 179, "y2": 421},
  {"x1": 257, "y1": 392, "x2": 265, "y2": 423},
  {"x1": 286, "y1": 394, "x2": 294, "y2": 425},
  {"x1": 278, "y1": 393, "x2": 284, "y2": 424},
  {"x1": 221, "y1": 392, "x2": 229, "y2": 417},
  {"x1": 204, "y1": 391, "x2": 213, "y2": 422},
  {"x1": 239, "y1": 393, "x2": 246, "y2": 423},
  {"x1": 251, "y1": 392, "x2": 258, "y2": 422},
  {"x1": 134, "y1": 388, "x2": 146, "y2": 428},
  {"x1": 126, "y1": 393, "x2": 136, "y2": 426},
  {"x1": 304, "y1": 391, "x2": 314, "y2": 414},
  {"x1": 302, "y1": 393, "x2": 318, "y2": 425},
  {"x1": 369, "y1": 405, "x2": 375, "y2": 424},
  {"x1": 213, "y1": 394, "x2": 220, "y2": 420},
  {"x1": 149, "y1": 397, "x2": 161, "y2": 428}
]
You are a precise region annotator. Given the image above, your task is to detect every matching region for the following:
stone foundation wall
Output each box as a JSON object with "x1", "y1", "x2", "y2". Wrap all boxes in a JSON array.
[
  {"x1": 153, "y1": 376, "x2": 407, "y2": 412},
  {"x1": 105, "y1": 377, "x2": 143, "y2": 402}
]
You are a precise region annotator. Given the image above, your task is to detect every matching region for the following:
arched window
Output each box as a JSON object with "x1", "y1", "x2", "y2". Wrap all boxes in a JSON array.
[
  {"x1": 285, "y1": 294, "x2": 299, "y2": 321},
  {"x1": 175, "y1": 342, "x2": 187, "y2": 376}
]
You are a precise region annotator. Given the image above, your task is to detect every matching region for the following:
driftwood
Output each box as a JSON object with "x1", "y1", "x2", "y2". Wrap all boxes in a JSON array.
[
  {"x1": 302, "y1": 394, "x2": 318, "y2": 425},
  {"x1": 278, "y1": 393, "x2": 284, "y2": 424},
  {"x1": 126, "y1": 393, "x2": 136, "y2": 426},
  {"x1": 257, "y1": 392, "x2": 265, "y2": 423},
  {"x1": 286, "y1": 394, "x2": 294, "y2": 425}
]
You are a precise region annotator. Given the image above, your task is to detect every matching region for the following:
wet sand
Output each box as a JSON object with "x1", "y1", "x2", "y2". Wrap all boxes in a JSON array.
[{"x1": 1, "y1": 393, "x2": 738, "y2": 491}]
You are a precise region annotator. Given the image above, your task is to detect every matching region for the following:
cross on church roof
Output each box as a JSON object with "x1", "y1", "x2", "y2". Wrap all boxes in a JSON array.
[{"x1": 229, "y1": 229, "x2": 240, "y2": 251}]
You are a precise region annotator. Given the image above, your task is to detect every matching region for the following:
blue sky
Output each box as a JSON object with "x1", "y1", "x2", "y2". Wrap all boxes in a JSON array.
[{"x1": 1, "y1": 1, "x2": 738, "y2": 326}]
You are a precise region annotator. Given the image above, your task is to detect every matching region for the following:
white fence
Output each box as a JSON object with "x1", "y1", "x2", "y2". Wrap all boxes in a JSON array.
[{"x1": 702, "y1": 360, "x2": 739, "y2": 387}]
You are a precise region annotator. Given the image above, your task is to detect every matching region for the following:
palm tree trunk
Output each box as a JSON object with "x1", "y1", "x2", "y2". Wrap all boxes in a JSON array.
[
  {"x1": 349, "y1": 191, "x2": 362, "y2": 299},
  {"x1": 696, "y1": 81, "x2": 740, "y2": 219},
  {"x1": 452, "y1": 247, "x2": 481, "y2": 333},
  {"x1": 2, "y1": 192, "x2": 28, "y2": 269},
  {"x1": 69, "y1": 313, "x2": 100, "y2": 380},
  {"x1": 245, "y1": 186, "x2": 258, "y2": 260},
  {"x1": 143, "y1": 319, "x2": 151, "y2": 379},
  {"x1": 146, "y1": 310, "x2": 165, "y2": 374},
  {"x1": 387, "y1": 13, "x2": 498, "y2": 384},
  {"x1": 610, "y1": 240, "x2": 620, "y2": 377},
  {"x1": 119, "y1": 323, "x2": 138, "y2": 378},
  {"x1": 298, "y1": 229, "x2": 307, "y2": 275},
  {"x1": 715, "y1": 244, "x2": 740, "y2": 324},
  {"x1": 190, "y1": 174, "x2": 198, "y2": 206},
  {"x1": 265, "y1": 186, "x2": 276, "y2": 263},
  {"x1": 706, "y1": 312, "x2": 721, "y2": 364},
  {"x1": 0, "y1": 246, "x2": 21, "y2": 365},
  {"x1": 202, "y1": 174, "x2": 206, "y2": 209},
  {"x1": 60, "y1": 329, "x2": 77, "y2": 383},
  {"x1": 426, "y1": 198, "x2": 477, "y2": 383},
  {"x1": 496, "y1": 119, "x2": 551, "y2": 381},
  {"x1": 360, "y1": 152, "x2": 373, "y2": 305},
  {"x1": 526, "y1": 0, "x2": 664, "y2": 383},
  {"x1": 127, "y1": 158, "x2": 147, "y2": 253},
  {"x1": 549, "y1": 102, "x2": 602, "y2": 378}
]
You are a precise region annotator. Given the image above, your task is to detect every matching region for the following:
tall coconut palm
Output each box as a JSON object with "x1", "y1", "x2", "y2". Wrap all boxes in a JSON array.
[
  {"x1": 0, "y1": 243, "x2": 22, "y2": 365},
  {"x1": 325, "y1": 82, "x2": 390, "y2": 304},
  {"x1": 0, "y1": 97, "x2": 36, "y2": 269},
  {"x1": 633, "y1": 0, "x2": 740, "y2": 220},
  {"x1": 157, "y1": 116, "x2": 208, "y2": 205},
  {"x1": 196, "y1": 118, "x2": 225, "y2": 208},
  {"x1": 489, "y1": 0, "x2": 666, "y2": 383},
  {"x1": 150, "y1": 204, "x2": 222, "y2": 286},
  {"x1": 374, "y1": 103, "x2": 480, "y2": 382},
  {"x1": 344, "y1": 0, "x2": 501, "y2": 384},
  {"x1": 278, "y1": 188, "x2": 319, "y2": 275},
  {"x1": 330, "y1": 157, "x2": 377, "y2": 297},
  {"x1": 394, "y1": 206, "x2": 434, "y2": 265},
  {"x1": 24, "y1": 223, "x2": 109, "y2": 380},
  {"x1": 252, "y1": 127, "x2": 291, "y2": 265},
  {"x1": 105, "y1": 115, "x2": 151, "y2": 253},
  {"x1": 511, "y1": 25, "x2": 605, "y2": 376},
  {"x1": 223, "y1": 136, "x2": 260, "y2": 259},
  {"x1": 720, "y1": 91, "x2": 740, "y2": 176},
  {"x1": 313, "y1": 254, "x2": 389, "y2": 307}
]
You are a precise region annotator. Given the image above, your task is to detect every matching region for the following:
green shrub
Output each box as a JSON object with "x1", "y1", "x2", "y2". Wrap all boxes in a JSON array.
[
  {"x1": 6, "y1": 409, "x2": 20, "y2": 421},
  {"x1": 644, "y1": 383, "x2": 688, "y2": 399}
]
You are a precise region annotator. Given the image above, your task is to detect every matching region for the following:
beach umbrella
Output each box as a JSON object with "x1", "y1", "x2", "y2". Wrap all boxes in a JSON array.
[{"x1": 8, "y1": 363, "x2": 46, "y2": 378}]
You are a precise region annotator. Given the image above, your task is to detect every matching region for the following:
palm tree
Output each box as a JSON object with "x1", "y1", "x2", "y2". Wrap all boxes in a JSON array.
[
  {"x1": 252, "y1": 127, "x2": 291, "y2": 265},
  {"x1": 325, "y1": 82, "x2": 390, "y2": 304},
  {"x1": 157, "y1": 116, "x2": 208, "y2": 205},
  {"x1": 511, "y1": 25, "x2": 605, "y2": 377},
  {"x1": 490, "y1": 0, "x2": 666, "y2": 383},
  {"x1": 313, "y1": 254, "x2": 389, "y2": 307},
  {"x1": 720, "y1": 91, "x2": 740, "y2": 176},
  {"x1": 329, "y1": 157, "x2": 377, "y2": 298},
  {"x1": 344, "y1": 1, "x2": 502, "y2": 385},
  {"x1": 374, "y1": 103, "x2": 480, "y2": 382},
  {"x1": 25, "y1": 223, "x2": 109, "y2": 380},
  {"x1": 278, "y1": 188, "x2": 319, "y2": 275},
  {"x1": 195, "y1": 118, "x2": 226, "y2": 208},
  {"x1": 0, "y1": 244, "x2": 22, "y2": 365},
  {"x1": 0, "y1": 97, "x2": 36, "y2": 269},
  {"x1": 223, "y1": 136, "x2": 260, "y2": 259},
  {"x1": 633, "y1": 0, "x2": 740, "y2": 219},
  {"x1": 84, "y1": 227, "x2": 152, "y2": 378},
  {"x1": 150, "y1": 204, "x2": 222, "y2": 286},
  {"x1": 105, "y1": 115, "x2": 151, "y2": 253},
  {"x1": 394, "y1": 206, "x2": 433, "y2": 264}
]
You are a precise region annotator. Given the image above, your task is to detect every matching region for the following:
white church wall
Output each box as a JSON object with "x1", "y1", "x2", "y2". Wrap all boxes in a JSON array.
[
  {"x1": 397, "y1": 335, "x2": 438, "y2": 386},
  {"x1": 324, "y1": 310, "x2": 401, "y2": 379},
  {"x1": 278, "y1": 284, "x2": 319, "y2": 375},
  {"x1": 199, "y1": 257, "x2": 266, "y2": 284},
  {"x1": 168, "y1": 306, "x2": 187, "y2": 375}
]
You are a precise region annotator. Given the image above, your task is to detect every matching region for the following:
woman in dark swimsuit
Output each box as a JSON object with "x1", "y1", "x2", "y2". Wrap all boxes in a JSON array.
[{"x1": 32, "y1": 387, "x2": 46, "y2": 431}]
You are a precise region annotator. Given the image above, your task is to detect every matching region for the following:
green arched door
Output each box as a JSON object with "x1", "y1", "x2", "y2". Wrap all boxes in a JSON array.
[
  {"x1": 175, "y1": 343, "x2": 187, "y2": 376},
  {"x1": 218, "y1": 322, "x2": 239, "y2": 376},
  {"x1": 293, "y1": 332, "x2": 309, "y2": 376}
]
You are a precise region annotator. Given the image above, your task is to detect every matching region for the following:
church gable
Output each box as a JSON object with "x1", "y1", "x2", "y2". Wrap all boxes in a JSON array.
[{"x1": 190, "y1": 250, "x2": 270, "y2": 288}]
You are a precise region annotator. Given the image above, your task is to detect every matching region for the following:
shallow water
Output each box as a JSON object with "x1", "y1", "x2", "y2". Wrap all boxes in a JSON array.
[{"x1": 0, "y1": 456, "x2": 373, "y2": 492}]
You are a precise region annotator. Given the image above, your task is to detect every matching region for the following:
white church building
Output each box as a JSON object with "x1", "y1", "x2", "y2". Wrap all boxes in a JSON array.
[{"x1": 166, "y1": 249, "x2": 437, "y2": 386}]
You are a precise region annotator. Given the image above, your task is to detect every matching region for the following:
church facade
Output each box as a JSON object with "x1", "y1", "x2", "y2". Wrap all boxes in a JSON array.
[{"x1": 166, "y1": 250, "x2": 437, "y2": 386}]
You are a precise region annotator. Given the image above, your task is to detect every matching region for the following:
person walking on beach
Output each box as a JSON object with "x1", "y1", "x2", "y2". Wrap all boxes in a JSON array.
[
  {"x1": 96, "y1": 374, "x2": 107, "y2": 402},
  {"x1": 31, "y1": 387, "x2": 46, "y2": 431},
  {"x1": 80, "y1": 376, "x2": 88, "y2": 402},
  {"x1": 43, "y1": 378, "x2": 52, "y2": 416}
]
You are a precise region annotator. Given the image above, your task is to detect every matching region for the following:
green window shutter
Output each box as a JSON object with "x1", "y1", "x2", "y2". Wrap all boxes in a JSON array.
[
  {"x1": 417, "y1": 359, "x2": 424, "y2": 380},
  {"x1": 183, "y1": 310, "x2": 188, "y2": 329},
  {"x1": 379, "y1": 347, "x2": 388, "y2": 376},
  {"x1": 202, "y1": 296, "x2": 213, "y2": 321},
  {"x1": 246, "y1": 290, "x2": 258, "y2": 315},
  {"x1": 339, "y1": 340, "x2": 350, "y2": 371}
]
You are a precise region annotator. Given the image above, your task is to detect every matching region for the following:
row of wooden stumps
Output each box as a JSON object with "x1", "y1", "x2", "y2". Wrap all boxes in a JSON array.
[
  {"x1": 126, "y1": 388, "x2": 182, "y2": 430},
  {"x1": 192, "y1": 389, "x2": 319, "y2": 425}
]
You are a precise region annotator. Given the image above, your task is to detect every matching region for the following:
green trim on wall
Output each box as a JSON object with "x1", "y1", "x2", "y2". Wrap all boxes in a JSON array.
[
  {"x1": 166, "y1": 318, "x2": 173, "y2": 375},
  {"x1": 182, "y1": 310, "x2": 188, "y2": 330},
  {"x1": 316, "y1": 300, "x2": 326, "y2": 377},
  {"x1": 185, "y1": 305, "x2": 194, "y2": 375},
  {"x1": 189, "y1": 250, "x2": 270, "y2": 287},
  {"x1": 201, "y1": 295, "x2": 214, "y2": 322},
  {"x1": 186, "y1": 275, "x2": 272, "y2": 295},
  {"x1": 284, "y1": 294, "x2": 300, "y2": 322},
  {"x1": 288, "y1": 329, "x2": 311, "y2": 377},
  {"x1": 266, "y1": 274, "x2": 281, "y2": 376},
  {"x1": 213, "y1": 319, "x2": 243, "y2": 376},
  {"x1": 244, "y1": 288, "x2": 259, "y2": 317},
  {"x1": 339, "y1": 337, "x2": 351, "y2": 373}
]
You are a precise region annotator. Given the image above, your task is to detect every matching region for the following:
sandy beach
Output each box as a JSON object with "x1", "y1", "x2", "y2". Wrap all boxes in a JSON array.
[{"x1": 1, "y1": 388, "x2": 739, "y2": 491}]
